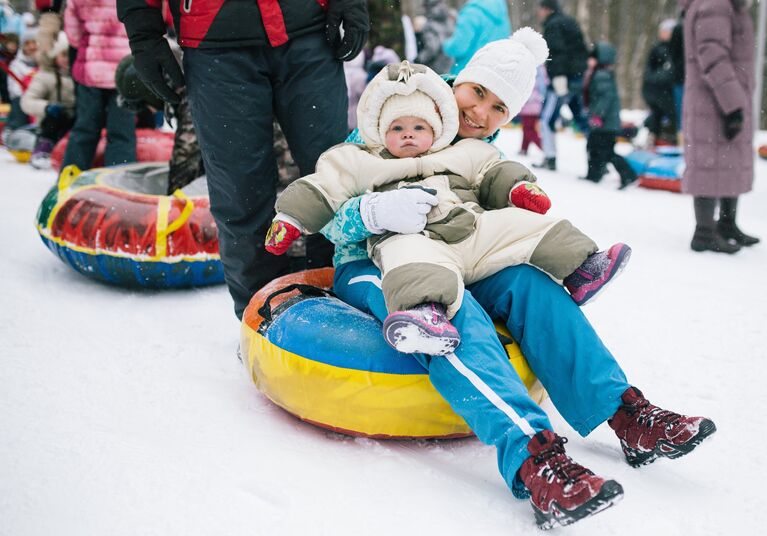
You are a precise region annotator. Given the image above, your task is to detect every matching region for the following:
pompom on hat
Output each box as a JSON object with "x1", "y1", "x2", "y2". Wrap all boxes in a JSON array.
[
  {"x1": 454, "y1": 27, "x2": 549, "y2": 122},
  {"x1": 357, "y1": 61, "x2": 458, "y2": 151},
  {"x1": 47, "y1": 31, "x2": 68, "y2": 60},
  {"x1": 20, "y1": 27, "x2": 38, "y2": 45}
]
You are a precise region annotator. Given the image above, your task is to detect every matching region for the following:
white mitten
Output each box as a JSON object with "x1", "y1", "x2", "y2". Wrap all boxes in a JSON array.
[{"x1": 360, "y1": 188, "x2": 438, "y2": 235}]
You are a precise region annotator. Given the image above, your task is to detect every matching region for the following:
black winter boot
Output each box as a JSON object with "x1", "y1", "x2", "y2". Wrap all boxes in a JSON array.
[
  {"x1": 691, "y1": 226, "x2": 741, "y2": 253},
  {"x1": 718, "y1": 197, "x2": 760, "y2": 246},
  {"x1": 614, "y1": 156, "x2": 638, "y2": 190},
  {"x1": 691, "y1": 197, "x2": 740, "y2": 253},
  {"x1": 582, "y1": 161, "x2": 607, "y2": 183},
  {"x1": 534, "y1": 157, "x2": 557, "y2": 171}
]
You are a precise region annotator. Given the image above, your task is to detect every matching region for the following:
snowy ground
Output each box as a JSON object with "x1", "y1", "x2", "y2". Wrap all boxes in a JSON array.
[{"x1": 2, "y1": 129, "x2": 766, "y2": 535}]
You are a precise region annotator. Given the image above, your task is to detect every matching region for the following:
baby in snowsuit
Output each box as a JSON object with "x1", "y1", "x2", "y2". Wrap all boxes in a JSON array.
[{"x1": 267, "y1": 45, "x2": 630, "y2": 355}]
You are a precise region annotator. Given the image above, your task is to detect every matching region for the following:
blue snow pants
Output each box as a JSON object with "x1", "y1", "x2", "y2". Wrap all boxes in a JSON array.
[{"x1": 334, "y1": 260, "x2": 630, "y2": 497}]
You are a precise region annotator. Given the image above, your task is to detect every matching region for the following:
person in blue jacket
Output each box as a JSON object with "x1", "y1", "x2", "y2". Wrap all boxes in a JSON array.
[
  {"x1": 442, "y1": 0, "x2": 511, "y2": 75},
  {"x1": 317, "y1": 35, "x2": 716, "y2": 530}
]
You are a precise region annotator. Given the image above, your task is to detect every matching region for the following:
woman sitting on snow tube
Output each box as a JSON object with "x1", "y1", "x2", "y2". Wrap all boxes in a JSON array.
[
  {"x1": 246, "y1": 46, "x2": 708, "y2": 528},
  {"x1": 36, "y1": 162, "x2": 223, "y2": 288}
]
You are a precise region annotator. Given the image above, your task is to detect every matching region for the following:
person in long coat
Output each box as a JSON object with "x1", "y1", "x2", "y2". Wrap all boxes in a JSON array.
[{"x1": 681, "y1": 0, "x2": 759, "y2": 253}]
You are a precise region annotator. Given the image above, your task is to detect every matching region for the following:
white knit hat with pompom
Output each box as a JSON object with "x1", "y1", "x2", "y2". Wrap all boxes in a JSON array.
[
  {"x1": 454, "y1": 27, "x2": 549, "y2": 122},
  {"x1": 358, "y1": 61, "x2": 458, "y2": 151}
]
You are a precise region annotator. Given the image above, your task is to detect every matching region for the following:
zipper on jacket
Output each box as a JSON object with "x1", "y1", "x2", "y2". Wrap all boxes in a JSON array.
[{"x1": 183, "y1": 0, "x2": 192, "y2": 14}]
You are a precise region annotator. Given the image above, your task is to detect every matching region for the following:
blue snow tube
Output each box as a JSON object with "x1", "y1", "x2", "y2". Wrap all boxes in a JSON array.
[{"x1": 626, "y1": 147, "x2": 684, "y2": 192}]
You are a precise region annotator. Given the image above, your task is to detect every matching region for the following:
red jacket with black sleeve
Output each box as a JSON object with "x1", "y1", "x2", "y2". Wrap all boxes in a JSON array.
[{"x1": 117, "y1": 0, "x2": 329, "y2": 49}]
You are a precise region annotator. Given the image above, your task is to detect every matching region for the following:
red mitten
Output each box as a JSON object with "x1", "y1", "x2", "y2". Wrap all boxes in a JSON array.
[
  {"x1": 589, "y1": 115, "x2": 604, "y2": 129},
  {"x1": 265, "y1": 218, "x2": 301, "y2": 255},
  {"x1": 509, "y1": 182, "x2": 552, "y2": 214}
]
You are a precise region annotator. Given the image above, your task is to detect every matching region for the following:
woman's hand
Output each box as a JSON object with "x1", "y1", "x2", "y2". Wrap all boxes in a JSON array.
[{"x1": 360, "y1": 188, "x2": 438, "y2": 235}]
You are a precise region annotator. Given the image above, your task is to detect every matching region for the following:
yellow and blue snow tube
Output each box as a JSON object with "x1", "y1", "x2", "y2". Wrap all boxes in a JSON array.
[{"x1": 241, "y1": 268, "x2": 546, "y2": 439}]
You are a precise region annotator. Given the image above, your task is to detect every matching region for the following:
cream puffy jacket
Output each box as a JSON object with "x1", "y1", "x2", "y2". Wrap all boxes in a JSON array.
[
  {"x1": 275, "y1": 138, "x2": 537, "y2": 244},
  {"x1": 20, "y1": 68, "x2": 76, "y2": 121}
]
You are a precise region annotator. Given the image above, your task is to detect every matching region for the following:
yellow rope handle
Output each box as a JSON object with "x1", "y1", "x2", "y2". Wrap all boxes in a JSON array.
[
  {"x1": 155, "y1": 189, "x2": 195, "y2": 258},
  {"x1": 58, "y1": 165, "x2": 82, "y2": 192},
  {"x1": 165, "y1": 189, "x2": 195, "y2": 235}
]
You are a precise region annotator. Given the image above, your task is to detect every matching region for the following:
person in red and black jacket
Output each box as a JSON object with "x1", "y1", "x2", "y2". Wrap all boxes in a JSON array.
[{"x1": 117, "y1": 0, "x2": 369, "y2": 321}]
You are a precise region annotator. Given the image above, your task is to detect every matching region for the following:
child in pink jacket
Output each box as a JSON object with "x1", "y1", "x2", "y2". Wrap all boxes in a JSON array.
[{"x1": 61, "y1": 0, "x2": 135, "y2": 170}]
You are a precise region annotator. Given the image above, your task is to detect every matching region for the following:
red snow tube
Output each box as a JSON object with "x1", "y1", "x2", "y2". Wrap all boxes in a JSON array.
[
  {"x1": 758, "y1": 145, "x2": 767, "y2": 160},
  {"x1": 50, "y1": 128, "x2": 174, "y2": 171}
]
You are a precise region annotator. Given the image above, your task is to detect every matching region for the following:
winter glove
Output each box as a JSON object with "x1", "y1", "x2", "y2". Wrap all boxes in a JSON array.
[
  {"x1": 120, "y1": 9, "x2": 184, "y2": 105},
  {"x1": 325, "y1": 0, "x2": 370, "y2": 61},
  {"x1": 44, "y1": 103, "x2": 61, "y2": 119},
  {"x1": 359, "y1": 188, "x2": 439, "y2": 235},
  {"x1": 552, "y1": 75, "x2": 569, "y2": 97},
  {"x1": 265, "y1": 214, "x2": 304, "y2": 255},
  {"x1": 509, "y1": 182, "x2": 551, "y2": 215},
  {"x1": 589, "y1": 115, "x2": 604, "y2": 129},
  {"x1": 723, "y1": 109, "x2": 743, "y2": 141}
]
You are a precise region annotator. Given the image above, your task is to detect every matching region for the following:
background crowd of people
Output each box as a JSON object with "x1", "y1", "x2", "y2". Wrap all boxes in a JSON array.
[
  {"x1": 0, "y1": 1, "x2": 759, "y2": 309},
  {"x1": 0, "y1": 1, "x2": 760, "y2": 293}
]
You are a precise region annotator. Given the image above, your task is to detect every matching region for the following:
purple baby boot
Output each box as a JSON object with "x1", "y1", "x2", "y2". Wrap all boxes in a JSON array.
[
  {"x1": 564, "y1": 243, "x2": 632, "y2": 306},
  {"x1": 383, "y1": 302, "x2": 460, "y2": 356},
  {"x1": 30, "y1": 137, "x2": 55, "y2": 170}
]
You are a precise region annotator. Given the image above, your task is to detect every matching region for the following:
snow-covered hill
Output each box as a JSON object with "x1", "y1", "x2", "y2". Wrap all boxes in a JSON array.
[{"x1": 2, "y1": 129, "x2": 766, "y2": 535}]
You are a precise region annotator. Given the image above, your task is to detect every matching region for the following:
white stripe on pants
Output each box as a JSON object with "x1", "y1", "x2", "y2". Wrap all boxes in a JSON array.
[{"x1": 445, "y1": 352, "x2": 536, "y2": 437}]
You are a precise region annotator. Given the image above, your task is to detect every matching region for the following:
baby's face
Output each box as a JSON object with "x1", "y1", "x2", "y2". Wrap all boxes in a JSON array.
[{"x1": 384, "y1": 116, "x2": 435, "y2": 158}]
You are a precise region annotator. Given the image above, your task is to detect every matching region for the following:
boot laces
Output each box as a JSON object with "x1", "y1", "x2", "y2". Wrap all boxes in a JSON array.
[
  {"x1": 623, "y1": 398, "x2": 682, "y2": 429},
  {"x1": 533, "y1": 437, "x2": 591, "y2": 484}
]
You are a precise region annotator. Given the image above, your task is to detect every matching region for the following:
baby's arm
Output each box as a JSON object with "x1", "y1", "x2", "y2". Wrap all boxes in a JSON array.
[
  {"x1": 276, "y1": 145, "x2": 435, "y2": 233},
  {"x1": 478, "y1": 160, "x2": 551, "y2": 214},
  {"x1": 424, "y1": 139, "x2": 552, "y2": 215},
  {"x1": 268, "y1": 146, "x2": 362, "y2": 255},
  {"x1": 274, "y1": 145, "x2": 365, "y2": 234},
  {"x1": 320, "y1": 197, "x2": 373, "y2": 247},
  {"x1": 268, "y1": 145, "x2": 440, "y2": 255}
]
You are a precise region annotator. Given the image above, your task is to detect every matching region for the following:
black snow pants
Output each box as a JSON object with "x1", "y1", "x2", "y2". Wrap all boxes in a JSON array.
[
  {"x1": 184, "y1": 32, "x2": 349, "y2": 319},
  {"x1": 585, "y1": 130, "x2": 637, "y2": 187}
]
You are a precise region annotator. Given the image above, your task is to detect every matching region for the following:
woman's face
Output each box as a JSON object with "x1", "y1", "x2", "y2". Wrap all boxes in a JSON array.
[{"x1": 453, "y1": 83, "x2": 510, "y2": 140}]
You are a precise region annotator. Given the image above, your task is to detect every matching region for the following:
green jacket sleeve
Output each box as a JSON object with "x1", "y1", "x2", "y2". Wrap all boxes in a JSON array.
[{"x1": 478, "y1": 161, "x2": 538, "y2": 210}]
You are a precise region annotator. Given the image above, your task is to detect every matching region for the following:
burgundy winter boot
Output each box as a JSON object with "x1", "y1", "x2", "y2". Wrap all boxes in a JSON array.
[
  {"x1": 609, "y1": 387, "x2": 717, "y2": 467},
  {"x1": 518, "y1": 430, "x2": 624, "y2": 530}
]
